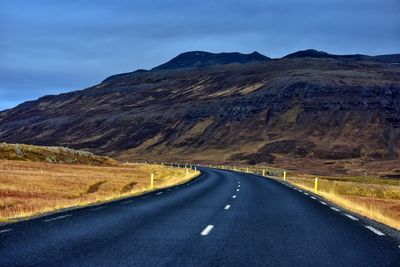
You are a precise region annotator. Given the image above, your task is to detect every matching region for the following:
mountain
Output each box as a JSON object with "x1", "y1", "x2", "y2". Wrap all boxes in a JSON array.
[
  {"x1": 283, "y1": 49, "x2": 338, "y2": 59},
  {"x1": 284, "y1": 49, "x2": 400, "y2": 63},
  {"x1": 0, "y1": 50, "x2": 400, "y2": 176},
  {"x1": 152, "y1": 51, "x2": 270, "y2": 70}
]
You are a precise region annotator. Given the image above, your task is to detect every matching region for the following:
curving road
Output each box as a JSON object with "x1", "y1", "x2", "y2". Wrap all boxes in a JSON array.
[{"x1": 0, "y1": 168, "x2": 399, "y2": 266}]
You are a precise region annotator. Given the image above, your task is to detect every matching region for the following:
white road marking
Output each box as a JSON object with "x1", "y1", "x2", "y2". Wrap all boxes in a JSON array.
[
  {"x1": 121, "y1": 200, "x2": 133, "y2": 204},
  {"x1": 236, "y1": 189, "x2": 240, "y2": 192},
  {"x1": 166, "y1": 189, "x2": 171, "y2": 191},
  {"x1": 330, "y1": 207, "x2": 340, "y2": 212},
  {"x1": 90, "y1": 207, "x2": 104, "y2": 211},
  {"x1": 365, "y1": 226, "x2": 385, "y2": 236},
  {"x1": 299, "y1": 190, "x2": 303, "y2": 192},
  {"x1": 0, "y1": 229, "x2": 12, "y2": 234},
  {"x1": 201, "y1": 225, "x2": 214, "y2": 236},
  {"x1": 224, "y1": 205, "x2": 231, "y2": 210},
  {"x1": 304, "y1": 193, "x2": 309, "y2": 196},
  {"x1": 44, "y1": 214, "x2": 72, "y2": 222},
  {"x1": 344, "y1": 214, "x2": 359, "y2": 221},
  {"x1": 319, "y1": 201, "x2": 327, "y2": 205},
  {"x1": 142, "y1": 196, "x2": 150, "y2": 199},
  {"x1": 156, "y1": 192, "x2": 163, "y2": 195},
  {"x1": 238, "y1": 185, "x2": 240, "y2": 187},
  {"x1": 310, "y1": 196, "x2": 317, "y2": 200},
  {"x1": 232, "y1": 195, "x2": 237, "y2": 198}
]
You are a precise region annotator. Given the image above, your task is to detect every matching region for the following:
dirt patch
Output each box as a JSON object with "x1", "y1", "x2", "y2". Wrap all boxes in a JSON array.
[
  {"x1": 121, "y1": 181, "x2": 138, "y2": 193},
  {"x1": 86, "y1": 181, "x2": 107, "y2": 194}
]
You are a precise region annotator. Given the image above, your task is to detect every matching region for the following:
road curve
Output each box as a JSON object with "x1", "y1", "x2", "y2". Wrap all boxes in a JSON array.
[{"x1": 0, "y1": 168, "x2": 399, "y2": 266}]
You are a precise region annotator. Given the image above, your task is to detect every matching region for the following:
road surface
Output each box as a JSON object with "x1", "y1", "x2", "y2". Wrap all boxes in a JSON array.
[{"x1": 0, "y1": 168, "x2": 399, "y2": 266}]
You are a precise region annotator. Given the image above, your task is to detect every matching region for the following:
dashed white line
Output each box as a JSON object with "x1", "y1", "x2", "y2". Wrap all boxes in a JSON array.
[
  {"x1": 156, "y1": 192, "x2": 163, "y2": 195},
  {"x1": 319, "y1": 201, "x2": 327, "y2": 205},
  {"x1": 232, "y1": 195, "x2": 237, "y2": 198},
  {"x1": 304, "y1": 193, "x2": 309, "y2": 196},
  {"x1": 43, "y1": 214, "x2": 72, "y2": 222},
  {"x1": 0, "y1": 229, "x2": 12, "y2": 234},
  {"x1": 224, "y1": 205, "x2": 231, "y2": 210},
  {"x1": 166, "y1": 189, "x2": 171, "y2": 191},
  {"x1": 365, "y1": 226, "x2": 385, "y2": 236},
  {"x1": 344, "y1": 214, "x2": 359, "y2": 221},
  {"x1": 310, "y1": 196, "x2": 317, "y2": 200},
  {"x1": 90, "y1": 207, "x2": 104, "y2": 211},
  {"x1": 201, "y1": 225, "x2": 214, "y2": 236},
  {"x1": 330, "y1": 207, "x2": 340, "y2": 212},
  {"x1": 121, "y1": 200, "x2": 133, "y2": 204},
  {"x1": 236, "y1": 189, "x2": 240, "y2": 192},
  {"x1": 142, "y1": 196, "x2": 150, "y2": 199},
  {"x1": 238, "y1": 185, "x2": 241, "y2": 187},
  {"x1": 298, "y1": 190, "x2": 303, "y2": 192}
]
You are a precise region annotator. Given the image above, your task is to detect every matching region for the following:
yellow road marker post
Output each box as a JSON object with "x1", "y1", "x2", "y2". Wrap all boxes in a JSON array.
[
  {"x1": 314, "y1": 178, "x2": 318, "y2": 193},
  {"x1": 283, "y1": 171, "x2": 286, "y2": 181},
  {"x1": 150, "y1": 173, "x2": 154, "y2": 189}
]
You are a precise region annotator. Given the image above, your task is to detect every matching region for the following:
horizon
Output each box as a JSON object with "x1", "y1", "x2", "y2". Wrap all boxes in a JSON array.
[{"x1": 1, "y1": 0, "x2": 399, "y2": 110}]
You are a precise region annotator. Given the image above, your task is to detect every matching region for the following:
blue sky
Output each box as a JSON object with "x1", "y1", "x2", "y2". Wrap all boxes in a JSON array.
[{"x1": 1, "y1": 0, "x2": 399, "y2": 110}]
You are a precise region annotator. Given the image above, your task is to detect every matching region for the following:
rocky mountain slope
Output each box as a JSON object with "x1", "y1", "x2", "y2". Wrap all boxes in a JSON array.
[{"x1": 0, "y1": 50, "x2": 399, "y2": 176}]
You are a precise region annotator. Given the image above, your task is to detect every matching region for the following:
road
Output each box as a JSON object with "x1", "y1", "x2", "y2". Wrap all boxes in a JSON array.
[{"x1": 0, "y1": 168, "x2": 399, "y2": 266}]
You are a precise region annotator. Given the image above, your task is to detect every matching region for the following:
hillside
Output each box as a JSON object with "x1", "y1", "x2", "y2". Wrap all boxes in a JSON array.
[
  {"x1": 153, "y1": 51, "x2": 270, "y2": 70},
  {"x1": 0, "y1": 50, "x2": 399, "y2": 176},
  {"x1": 0, "y1": 143, "x2": 116, "y2": 165}
]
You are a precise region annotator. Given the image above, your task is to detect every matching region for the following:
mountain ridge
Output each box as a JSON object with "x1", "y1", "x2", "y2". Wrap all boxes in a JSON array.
[
  {"x1": 152, "y1": 51, "x2": 271, "y2": 70},
  {"x1": 1, "y1": 49, "x2": 400, "y2": 176}
]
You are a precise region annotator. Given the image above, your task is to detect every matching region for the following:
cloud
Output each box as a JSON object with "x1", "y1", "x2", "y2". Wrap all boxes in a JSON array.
[{"x1": 0, "y1": 0, "x2": 399, "y2": 110}]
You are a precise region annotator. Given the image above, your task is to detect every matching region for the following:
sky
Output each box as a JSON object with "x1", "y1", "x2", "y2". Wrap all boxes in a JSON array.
[{"x1": 1, "y1": 0, "x2": 399, "y2": 111}]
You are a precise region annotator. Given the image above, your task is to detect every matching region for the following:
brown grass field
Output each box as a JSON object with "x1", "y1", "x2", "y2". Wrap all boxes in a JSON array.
[{"x1": 0, "y1": 160, "x2": 199, "y2": 221}]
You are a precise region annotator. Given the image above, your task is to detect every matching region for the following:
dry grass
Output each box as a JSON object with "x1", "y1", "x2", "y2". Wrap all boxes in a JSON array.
[{"x1": 0, "y1": 160, "x2": 199, "y2": 221}]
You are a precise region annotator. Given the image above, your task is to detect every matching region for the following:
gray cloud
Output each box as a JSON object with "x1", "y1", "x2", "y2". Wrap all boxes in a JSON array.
[{"x1": 0, "y1": 0, "x2": 399, "y2": 110}]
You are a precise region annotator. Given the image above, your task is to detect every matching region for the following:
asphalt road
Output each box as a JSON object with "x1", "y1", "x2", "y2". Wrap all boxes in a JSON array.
[{"x1": 0, "y1": 168, "x2": 399, "y2": 267}]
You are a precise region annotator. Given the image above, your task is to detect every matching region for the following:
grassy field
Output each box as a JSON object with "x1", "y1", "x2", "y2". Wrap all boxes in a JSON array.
[
  {"x1": 0, "y1": 160, "x2": 199, "y2": 221},
  {"x1": 217, "y1": 165, "x2": 400, "y2": 230}
]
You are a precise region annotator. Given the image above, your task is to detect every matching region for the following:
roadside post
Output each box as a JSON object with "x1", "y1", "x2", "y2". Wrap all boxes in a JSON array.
[
  {"x1": 283, "y1": 171, "x2": 286, "y2": 181},
  {"x1": 150, "y1": 173, "x2": 154, "y2": 189},
  {"x1": 314, "y1": 178, "x2": 318, "y2": 193},
  {"x1": 262, "y1": 169, "x2": 265, "y2": 176}
]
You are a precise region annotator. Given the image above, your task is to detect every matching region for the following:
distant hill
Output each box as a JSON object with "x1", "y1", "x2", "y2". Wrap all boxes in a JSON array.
[
  {"x1": 0, "y1": 143, "x2": 116, "y2": 165},
  {"x1": 152, "y1": 51, "x2": 270, "y2": 70},
  {"x1": 284, "y1": 49, "x2": 400, "y2": 63},
  {"x1": 0, "y1": 49, "x2": 400, "y2": 176}
]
